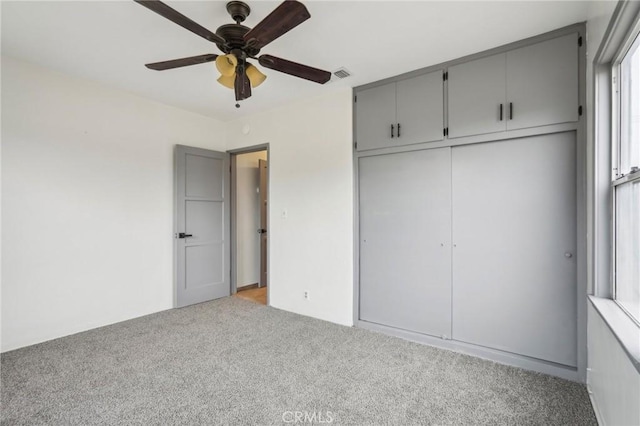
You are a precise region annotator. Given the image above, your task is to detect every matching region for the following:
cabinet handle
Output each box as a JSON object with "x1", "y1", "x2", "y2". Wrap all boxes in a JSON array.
[
  {"x1": 499, "y1": 104, "x2": 503, "y2": 121},
  {"x1": 391, "y1": 124, "x2": 395, "y2": 138},
  {"x1": 397, "y1": 123, "x2": 401, "y2": 138},
  {"x1": 509, "y1": 102, "x2": 513, "y2": 120}
]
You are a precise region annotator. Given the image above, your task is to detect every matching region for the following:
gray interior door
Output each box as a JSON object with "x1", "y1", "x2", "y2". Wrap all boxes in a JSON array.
[
  {"x1": 258, "y1": 159, "x2": 268, "y2": 288},
  {"x1": 451, "y1": 132, "x2": 577, "y2": 366},
  {"x1": 506, "y1": 33, "x2": 579, "y2": 131},
  {"x1": 448, "y1": 53, "x2": 507, "y2": 139},
  {"x1": 396, "y1": 70, "x2": 444, "y2": 146},
  {"x1": 359, "y1": 148, "x2": 452, "y2": 337},
  {"x1": 355, "y1": 82, "x2": 396, "y2": 151},
  {"x1": 175, "y1": 145, "x2": 230, "y2": 308}
]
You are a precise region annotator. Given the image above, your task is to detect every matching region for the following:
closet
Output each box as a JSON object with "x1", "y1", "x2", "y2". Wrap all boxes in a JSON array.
[{"x1": 354, "y1": 26, "x2": 583, "y2": 372}]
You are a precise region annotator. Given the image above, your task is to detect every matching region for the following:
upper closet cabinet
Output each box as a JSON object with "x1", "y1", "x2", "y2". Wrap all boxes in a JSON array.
[
  {"x1": 448, "y1": 53, "x2": 507, "y2": 139},
  {"x1": 355, "y1": 71, "x2": 444, "y2": 151},
  {"x1": 448, "y1": 33, "x2": 579, "y2": 139},
  {"x1": 396, "y1": 72, "x2": 444, "y2": 146},
  {"x1": 355, "y1": 82, "x2": 396, "y2": 150},
  {"x1": 506, "y1": 33, "x2": 579, "y2": 130}
]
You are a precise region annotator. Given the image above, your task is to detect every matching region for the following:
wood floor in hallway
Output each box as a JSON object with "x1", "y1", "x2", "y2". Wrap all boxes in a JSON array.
[{"x1": 234, "y1": 286, "x2": 267, "y2": 305}]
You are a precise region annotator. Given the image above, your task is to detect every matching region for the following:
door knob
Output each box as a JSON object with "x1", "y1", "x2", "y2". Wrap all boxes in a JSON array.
[
  {"x1": 565, "y1": 252, "x2": 573, "y2": 258},
  {"x1": 178, "y1": 233, "x2": 193, "y2": 238},
  {"x1": 257, "y1": 229, "x2": 267, "y2": 234}
]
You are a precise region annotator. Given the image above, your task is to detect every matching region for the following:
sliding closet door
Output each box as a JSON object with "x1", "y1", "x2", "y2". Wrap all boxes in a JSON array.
[
  {"x1": 359, "y1": 148, "x2": 452, "y2": 337},
  {"x1": 451, "y1": 132, "x2": 577, "y2": 366}
]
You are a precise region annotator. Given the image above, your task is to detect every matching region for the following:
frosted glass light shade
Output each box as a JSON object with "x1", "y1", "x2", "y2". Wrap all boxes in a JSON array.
[
  {"x1": 215, "y1": 54, "x2": 237, "y2": 77},
  {"x1": 246, "y1": 64, "x2": 267, "y2": 88},
  {"x1": 217, "y1": 74, "x2": 235, "y2": 89}
]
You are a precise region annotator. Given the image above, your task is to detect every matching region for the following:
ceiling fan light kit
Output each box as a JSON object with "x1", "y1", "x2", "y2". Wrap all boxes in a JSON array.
[
  {"x1": 215, "y1": 54, "x2": 266, "y2": 89},
  {"x1": 135, "y1": 0, "x2": 331, "y2": 105}
]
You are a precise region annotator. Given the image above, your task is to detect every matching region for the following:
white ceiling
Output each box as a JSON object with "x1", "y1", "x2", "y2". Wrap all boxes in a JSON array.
[{"x1": 2, "y1": 1, "x2": 590, "y2": 121}]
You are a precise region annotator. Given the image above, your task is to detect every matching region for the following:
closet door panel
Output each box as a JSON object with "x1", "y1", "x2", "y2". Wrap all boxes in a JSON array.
[
  {"x1": 355, "y1": 82, "x2": 396, "y2": 151},
  {"x1": 359, "y1": 148, "x2": 452, "y2": 337},
  {"x1": 451, "y1": 133, "x2": 577, "y2": 367},
  {"x1": 448, "y1": 53, "x2": 507, "y2": 139},
  {"x1": 396, "y1": 71, "x2": 444, "y2": 145},
  {"x1": 506, "y1": 33, "x2": 579, "y2": 130}
]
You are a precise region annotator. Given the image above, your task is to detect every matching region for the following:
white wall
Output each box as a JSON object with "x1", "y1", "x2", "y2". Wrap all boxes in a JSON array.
[
  {"x1": 585, "y1": 1, "x2": 640, "y2": 424},
  {"x1": 236, "y1": 150, "x2": 267, "y2": 288},
  {"x1": 226, "y1": 89, "x2": 354, "y2": 326},
  {"x1": 1, "y1": 56, "x2": 226, "y2": 352}
]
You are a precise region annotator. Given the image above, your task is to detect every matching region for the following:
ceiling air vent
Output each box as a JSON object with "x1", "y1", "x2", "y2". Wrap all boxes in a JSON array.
[{"x1": 332, "y1": 67, "x2": 352, "y2": 79}]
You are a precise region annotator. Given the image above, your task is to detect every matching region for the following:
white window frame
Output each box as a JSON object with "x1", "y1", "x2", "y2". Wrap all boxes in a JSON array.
[{"x1": 610, "y1": 16, "x2": 640, "y2": 326}]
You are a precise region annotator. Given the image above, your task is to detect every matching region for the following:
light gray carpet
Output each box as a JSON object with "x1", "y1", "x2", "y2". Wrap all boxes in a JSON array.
[{"x1": 2, "y1": 297, "x2": 596, "y2": 425}]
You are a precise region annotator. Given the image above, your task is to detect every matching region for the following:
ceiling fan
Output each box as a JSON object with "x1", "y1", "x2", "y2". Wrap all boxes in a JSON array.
[{"x1": 135, "y1": 0, "x2": 332, "y2": 105}]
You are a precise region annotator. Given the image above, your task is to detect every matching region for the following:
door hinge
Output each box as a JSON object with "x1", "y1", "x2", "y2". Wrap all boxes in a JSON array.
[
  {"x1": 443, "y1": 127, "x2": 449, "y2": 137},
  {"x1": 578, "y1": 36, "x2": 583, "y2": 47},
  {"x1": 443, "y1": 71, "x2": 448, "y2": 81},
  {"x1": 578, "y1": 105, "x2": 583, "y2": 116},
  {"x1": 354, "y1": 141, "x2": 358, "y2": 149},
  {"x1": 354, "y1": 95, "x2": 357, "y2": 103}
]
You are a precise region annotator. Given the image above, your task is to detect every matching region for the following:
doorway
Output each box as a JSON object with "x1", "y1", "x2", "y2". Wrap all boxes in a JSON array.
[{"x1": 230, "y1": 146, "x2": 269, "y2": 305}]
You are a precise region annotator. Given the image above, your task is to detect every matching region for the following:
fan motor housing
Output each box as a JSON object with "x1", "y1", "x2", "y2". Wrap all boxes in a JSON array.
[{"x1": 215, "y1": 24, "x2": 260, "y2": 57}]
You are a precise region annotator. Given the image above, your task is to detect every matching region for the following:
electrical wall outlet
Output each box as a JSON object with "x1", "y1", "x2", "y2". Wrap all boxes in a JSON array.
[{"x1": 304, "y1": 290, "x2": 310, "y2": 300}]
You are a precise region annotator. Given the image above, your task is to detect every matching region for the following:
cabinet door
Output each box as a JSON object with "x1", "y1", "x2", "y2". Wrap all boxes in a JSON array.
[
  {"x1": 451, "y1": 132, "x2": 577, "y2": 367},
  {"x1": 448, "y1": 53, "x2": 506, "y2": 138},
  {"x1": 506, "y1": 33, "x2": 579, "y2": 130},
  {"x1": 359, "y1": 148, "x2": 452, "y2": 338},
  {"x1": 355, "y1": 82, "x2": 396, "y2": 151},
  {"x1": 396, "y1": 71, "x2": 444, "y2": 146}
]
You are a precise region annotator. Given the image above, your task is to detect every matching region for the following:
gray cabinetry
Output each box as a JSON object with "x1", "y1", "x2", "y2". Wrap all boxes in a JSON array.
[
  {"x1": 396, "y1": 72, "x2": 444, "y2": 147},
  {"x1": 355, "y1": 82, "x2": 396, "y2": 150},
  {"x1": 506, "y1": 33, "x2": 579, "y2": 130},
  {"x1": 448, "y1": 53, "x2": 507, "y2": 138},
  {"x1": 356, "y1": 71, "x2": 444, "y2": 151},
  {"x1": 447, "y1": 33, "x2": 579, "y2": 139},
  {"x1": 359, "y1": 148, "x2": 452, "y2": 337}
]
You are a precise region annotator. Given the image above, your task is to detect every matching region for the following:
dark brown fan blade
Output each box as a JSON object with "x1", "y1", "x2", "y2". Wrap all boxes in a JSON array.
[
  {"x1": 235, "y1": 66, "x2": 252, "y2": 101},
  {"x1": 243, "y1": 1, "x2": 310, "y2": 49},
  {"x1": 258, "y1": 55, "x2": 331, "y2": 84},
  {"x1": 134, "y1": 0, "x2": 226, "y2": 45},
  {"x1": 145, "y1": 54, "x2": 218, "y2": 70}
]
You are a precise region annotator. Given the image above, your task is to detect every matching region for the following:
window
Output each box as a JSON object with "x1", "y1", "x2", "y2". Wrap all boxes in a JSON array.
[{"x1": 613, "y1": 30, "x2": 640, "y2": 324}]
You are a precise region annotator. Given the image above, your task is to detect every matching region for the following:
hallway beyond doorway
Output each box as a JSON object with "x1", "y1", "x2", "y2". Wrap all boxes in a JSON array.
[{"x1": 234, "y1": 286, "x2": 267, "y2": 305}]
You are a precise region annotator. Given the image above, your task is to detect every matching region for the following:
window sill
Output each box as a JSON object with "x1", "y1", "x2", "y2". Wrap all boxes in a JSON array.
[{"x1": 589, "y1": 296, "x2": 640, "y2": 374}]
